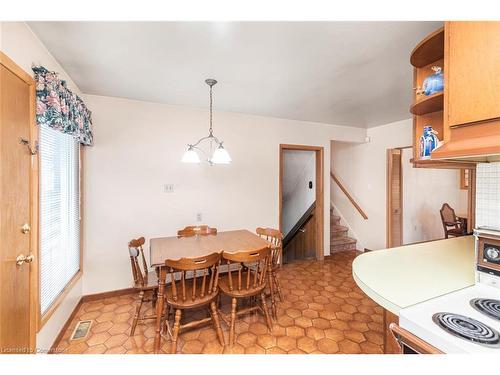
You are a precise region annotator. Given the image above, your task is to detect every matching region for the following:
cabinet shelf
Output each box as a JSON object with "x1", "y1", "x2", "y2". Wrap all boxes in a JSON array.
[
  {"x1": 410, "y1": 92, "x2": 443, "y2": 115},
  {"x1": 410, "y1": 27, "x2": 444, "y2": 68}
]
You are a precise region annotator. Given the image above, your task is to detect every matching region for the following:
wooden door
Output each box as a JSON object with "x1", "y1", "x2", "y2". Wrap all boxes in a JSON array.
[
  {"x1": 387, "y1": 149, "x2": 402, "y2": 248},
  {"x1": 446, "y1": 21, "x2": 500, "y2": 127},
  {"x1": 0, "y1": 53, "x2": 37, "y2": 353},
  {"x1": 283, "y1": 214, "x2": 316, "y2": 263}
]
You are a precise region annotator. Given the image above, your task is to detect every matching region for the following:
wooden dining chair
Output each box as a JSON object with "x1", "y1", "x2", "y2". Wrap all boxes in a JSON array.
[
  {"x1": 128, "y1": 237, "x2": 160, "y2": 336},
  {"x1": 440, "y1": 203, "x2": 466, "y2": 239},
  {"x1": 162, "y1": 252, "x2": 225, "y2": 353},
  {"x1": 256, "y1": 227, "x2": 283, "y2": 319},
  {"x1": 218, "y1": 247, "x2": 273, "y2": 346},
  {"x1": 177, "y1": 225, "x2": 217, "y2": 238}
]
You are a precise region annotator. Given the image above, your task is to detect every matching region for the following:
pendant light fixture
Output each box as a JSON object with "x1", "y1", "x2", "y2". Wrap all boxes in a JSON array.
[{"x1": 181, "y1": 79, "x2": 231, "y2": 165}]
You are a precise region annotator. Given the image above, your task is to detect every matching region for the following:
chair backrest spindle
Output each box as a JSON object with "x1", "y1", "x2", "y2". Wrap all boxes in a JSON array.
[
  {"x1": 164, "y1": 253, "x2": 221, "y2": 304},
  {"x1": 221, "y1": 247, "x2": 270, "y2": 292},
  {"x1": 128, "y1": 237, "x2": 148, "y2": 286}
]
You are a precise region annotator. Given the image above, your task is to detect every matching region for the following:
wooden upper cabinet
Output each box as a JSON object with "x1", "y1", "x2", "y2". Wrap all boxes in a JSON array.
[
  {"x1": 446, "y1": 21, "x2": 500, "y2": 127},
  {"x1": 429, "y1": 21, "x2": 500, "y2": 161}
]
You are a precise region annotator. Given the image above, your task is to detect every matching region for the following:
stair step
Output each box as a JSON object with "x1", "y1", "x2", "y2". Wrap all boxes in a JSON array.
[
  {"x1": 331, "y1": 224, "x2": 348, "y2": 232},
  {"x1": 331, "y1": 214, "x2": 341, "y2": 224},
  {"x1": 330, "y1": 237, "x2": 357, "y2": 254},
  {"x1": 330, "y1": 237, "x2": 356, "y2": 245},
  {"x1": 330, "y1": 225, "x2": 348, "y2": 238}
]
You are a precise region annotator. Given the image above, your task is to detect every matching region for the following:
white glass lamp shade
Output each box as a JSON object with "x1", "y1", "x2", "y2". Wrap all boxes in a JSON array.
[
  {"x1": 211, "y1": 145, "x2": 232, "y2": 164},
  {"x1": 181, "y1": 147, "x2": 201, "y2": 163}
]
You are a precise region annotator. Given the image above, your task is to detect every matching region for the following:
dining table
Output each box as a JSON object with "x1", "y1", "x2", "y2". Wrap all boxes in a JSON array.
[{"x1": 149, "y1": 229, "x2": 272, "y2": 353}]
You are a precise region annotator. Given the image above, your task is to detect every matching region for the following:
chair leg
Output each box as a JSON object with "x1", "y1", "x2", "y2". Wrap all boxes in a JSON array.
[
  {"x1": 273, "y1": 272, "x2": 284, "y2": 302},
  {"x1": 152, "y1": 289, "x2": 158, "y2": 309},
  {"x1": 229, "y1": 297, "x2": 237, "y2": 347},
  {"x1": 170, "y1": 309, "x2": 182, "y2": 354},
  {"x1": 210, "y1": 301, "x2": 225, "y2": 347},
  {"x1": 130, "y1": 290, "x2": 144, "y2": 336},
  {"x1": 267, "y1": 267, "x2": 277, "y2": 319},
  {"x1": 260, "y1": 292, "x2": 273, "y2": 332}
]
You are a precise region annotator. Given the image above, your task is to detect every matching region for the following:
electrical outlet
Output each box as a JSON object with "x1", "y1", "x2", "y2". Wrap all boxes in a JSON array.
[
  {"x1": 163, "y1": 184, "x2": 174, "y2": 193},
  {"x1": 196, "y1": 212, "x2": 202, "y2": 222}
]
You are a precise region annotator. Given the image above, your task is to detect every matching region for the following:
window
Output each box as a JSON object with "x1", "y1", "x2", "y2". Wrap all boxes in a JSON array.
[{"x1": 39, "y1": 124, "x2": 80, "y2": 315}]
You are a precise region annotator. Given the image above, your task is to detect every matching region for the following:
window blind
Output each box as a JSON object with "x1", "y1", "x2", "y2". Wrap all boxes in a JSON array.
[{"x1": 39, "y1": 124, "x2": 80, "y2": 315}]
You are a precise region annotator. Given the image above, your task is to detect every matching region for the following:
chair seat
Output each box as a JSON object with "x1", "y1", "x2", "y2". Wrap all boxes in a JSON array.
[
  {"x1": 218, "y1": 275, "x2": 267, "y2": 298},
  {"x1": 447, "y1": 228, "x2": 465, "y2": 236},
  {"x1": 133, "y1": 270, "x2": 159, "y2": 290},
  {"x1": 166, "y1": 286, "x2": 218, "y2": 309}
]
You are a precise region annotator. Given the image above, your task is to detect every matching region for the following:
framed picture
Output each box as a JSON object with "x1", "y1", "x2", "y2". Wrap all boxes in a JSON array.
[{"x1": 460, "y1": 169, "x2": 470, "y2": 190}]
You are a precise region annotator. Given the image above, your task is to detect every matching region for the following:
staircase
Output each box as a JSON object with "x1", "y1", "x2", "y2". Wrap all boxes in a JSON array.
[{"x1": 330, "y1": 206, "x2": 357, "y2": 253}]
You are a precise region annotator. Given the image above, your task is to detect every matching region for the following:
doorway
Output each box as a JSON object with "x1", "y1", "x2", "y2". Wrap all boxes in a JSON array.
[
  {"x1": 279, "y1": 144, "x2": 324, "y2": 262},
  {"x1": 0, "y1": 52, "x2": 38, "y2": 353},
  {"x1": 386, "y1": 146, "x2": 476, "y2": 247}
]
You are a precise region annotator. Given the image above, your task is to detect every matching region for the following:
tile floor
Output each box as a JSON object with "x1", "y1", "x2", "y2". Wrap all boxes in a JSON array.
[{"x1": 55, "y1": 250, "x2": 384, "y2": 354}]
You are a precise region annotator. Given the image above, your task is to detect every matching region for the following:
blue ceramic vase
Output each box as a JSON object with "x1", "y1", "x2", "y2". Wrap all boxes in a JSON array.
[
  {"x1": 422, "y1": 66, "x2": 444, "y2": 96},
  {"x1": 419, "y1": 126, "x2": 439, "y2": 159}
]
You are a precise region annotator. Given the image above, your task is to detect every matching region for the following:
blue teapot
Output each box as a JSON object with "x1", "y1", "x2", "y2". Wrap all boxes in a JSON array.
[
  {"x1": 419, "y1": 126, "x2": 439, "y2": 159},
  {"x1": 422, "y1": 66, "x2": 444, "y2": 96}
]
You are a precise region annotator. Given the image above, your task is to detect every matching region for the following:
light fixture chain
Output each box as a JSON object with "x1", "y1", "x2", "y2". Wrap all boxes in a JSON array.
[{"x1": 209, "y1": 85, "x2": 213, "y2": 135}]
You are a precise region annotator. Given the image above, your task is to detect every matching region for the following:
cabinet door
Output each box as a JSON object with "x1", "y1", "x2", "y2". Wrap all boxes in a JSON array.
[{"x1": 447, "y1": 22, "x2": 500, "y2": 126}]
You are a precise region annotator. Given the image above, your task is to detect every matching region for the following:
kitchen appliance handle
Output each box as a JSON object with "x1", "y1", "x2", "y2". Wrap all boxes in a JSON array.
[{"x1": 389, "y1": 323, "x2": 443, "y2": 354}]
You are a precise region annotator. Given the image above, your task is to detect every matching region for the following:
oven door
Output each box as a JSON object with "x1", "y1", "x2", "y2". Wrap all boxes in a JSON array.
[{"x1": 389, "y1": 323, "x2": 443, "y2": 354}]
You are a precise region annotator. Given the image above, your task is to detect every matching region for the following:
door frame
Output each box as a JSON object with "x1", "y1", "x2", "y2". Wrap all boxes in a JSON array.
[
  {"x1": 279, "y1": 144, "x2": 324, "y2": 261},
  {"x1": 0, "y1": 52, "x2": 38, "y2": 352},
  {"x1": 386, "y1": 148, "x2": 403, "y2": 248}
]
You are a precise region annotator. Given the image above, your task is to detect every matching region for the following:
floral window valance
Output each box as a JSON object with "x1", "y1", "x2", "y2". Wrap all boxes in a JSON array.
[{"x1": 33, "y1": 66, "x2": 93, "y2": 146}]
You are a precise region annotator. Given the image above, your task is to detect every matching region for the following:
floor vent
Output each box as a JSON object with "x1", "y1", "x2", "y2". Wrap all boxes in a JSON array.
[{"x1": 70, "y1": 320, "x2": 93, "y2": 340}]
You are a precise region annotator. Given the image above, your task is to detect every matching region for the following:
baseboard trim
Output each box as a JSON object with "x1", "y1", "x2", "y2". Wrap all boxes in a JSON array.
[
  {"x1": 50, "y1": 298, "x2": 83, "y2": 353},
  {"x1": 81, "y1": 287, "x2": 135, "y2": 303},
  {"x1": 50, "y1": 287, "x2": 136, "y2": 353}
]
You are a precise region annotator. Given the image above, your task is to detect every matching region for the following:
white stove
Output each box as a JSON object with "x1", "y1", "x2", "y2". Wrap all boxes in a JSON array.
[
  {"x1": 399, "y1": 284, "x2": 500, "y2": 353},
  {"x1": 399, "y1": 228, "x2": 500, "y2": 353}
]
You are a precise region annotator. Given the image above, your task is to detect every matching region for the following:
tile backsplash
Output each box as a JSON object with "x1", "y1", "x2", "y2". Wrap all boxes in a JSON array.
[{"x1": 476, "y1": 162, "x2": 500, "y2": 229}]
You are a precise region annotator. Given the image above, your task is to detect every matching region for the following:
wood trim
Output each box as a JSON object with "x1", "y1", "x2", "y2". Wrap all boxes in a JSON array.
[
  {"x1": 389, "y1": 323, "x2": 443, "y2": 354},
  {"x1": 386, "y1": 149, "x2": 403, "y2": 248},
  {"x1": 477, "y1": 236, "x2": 500, "y2": 274},
  {"x1": 0, "y1": 52, "x2": 35, "y2": 85},
  {"x1": 81, "y1": 287, "x2": 136, "y2": 303},
  {"x1": 1, "y1": 51, "x2": 38, "y2": 352},
  {"x1": 383, "y1": 309, "x2": 400, "y2": 354},
  {"x1": 330, "y1": 172, "x2": 368, "y2": 220},
  {"x1": 39, "y1": 270, "x2": 82, "y2": 328},
  {"x1": 279, "y1": 144, "x2": 324, "y2": 261}
]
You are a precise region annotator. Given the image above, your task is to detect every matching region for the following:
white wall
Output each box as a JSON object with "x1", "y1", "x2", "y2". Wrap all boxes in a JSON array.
[
  {"x1": 82, "y1": 94, "x2": 366, "y2": 294},
  {"x1": 402, "y1": 148, "x2": 467, "y2": 244},
  {"x1": 282, "y1": 150, "x2": 316, "y2": 236},
  {"x1": 0, "y1": 22, "x2": 83, "y2": 350},
  {"x1": 331, "y1": 118, "x2": 467, "y2": 251}
]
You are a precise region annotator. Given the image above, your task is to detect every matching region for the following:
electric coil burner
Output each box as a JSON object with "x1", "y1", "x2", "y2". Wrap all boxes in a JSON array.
[
  {"x1": 432, "y1": 313, "x2": 500, "y2": 347},
  {"x1": 471, "y1": 298, "x2": 500, "y2": 321}
]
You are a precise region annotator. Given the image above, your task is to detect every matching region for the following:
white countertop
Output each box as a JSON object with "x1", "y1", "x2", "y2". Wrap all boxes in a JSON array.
[{"x1": 352, "y1": 236, "x2": 476, "y2": 315}]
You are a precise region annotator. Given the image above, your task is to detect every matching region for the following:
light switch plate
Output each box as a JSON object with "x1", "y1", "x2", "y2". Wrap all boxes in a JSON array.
[{"x1": 163, "y1": 184, "x2": 174, "y2": 193}]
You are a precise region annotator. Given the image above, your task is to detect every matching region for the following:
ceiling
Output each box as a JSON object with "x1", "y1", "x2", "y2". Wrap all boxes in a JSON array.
[{"x1": 28, "y1": 21, "x2": 442, "y2": 128}]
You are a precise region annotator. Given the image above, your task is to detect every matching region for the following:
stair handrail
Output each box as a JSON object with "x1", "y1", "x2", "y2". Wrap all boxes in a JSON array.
[
  {"x1": 330, "y1": 172, "x2": 368, "y2": 220},
  {"x1": 283, "y1": 201, "x2": 316, "y2": 248}
]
